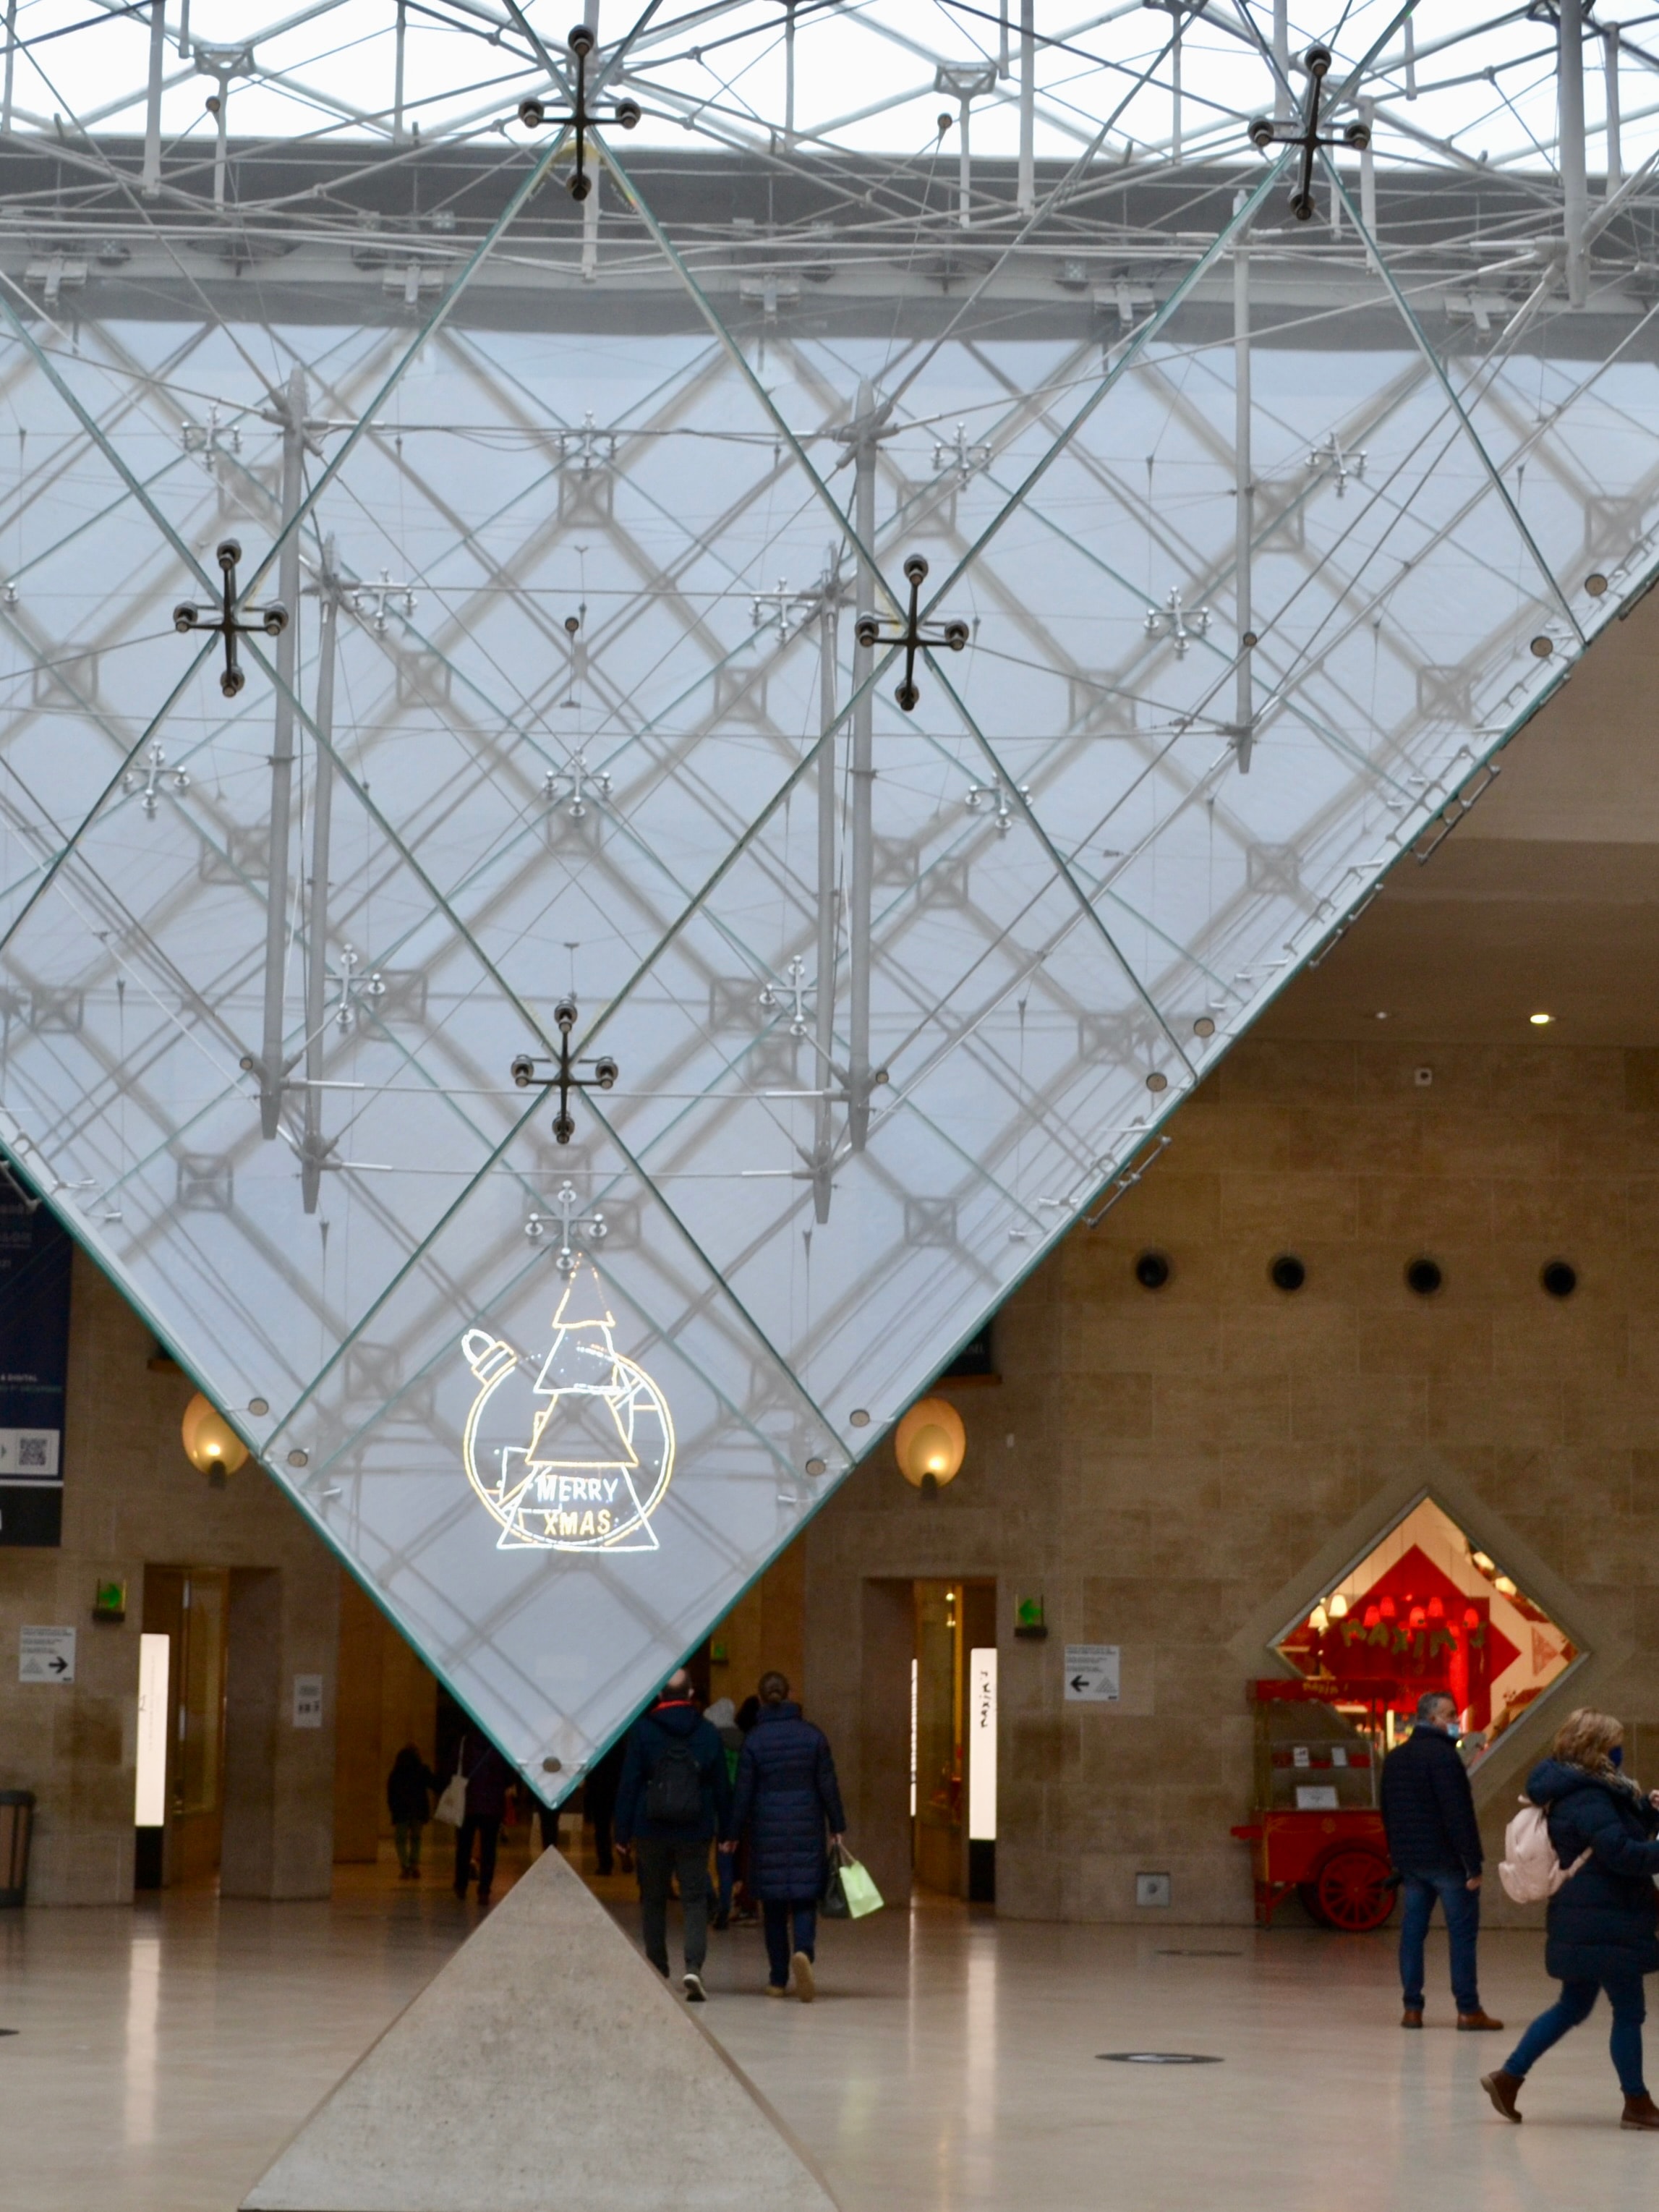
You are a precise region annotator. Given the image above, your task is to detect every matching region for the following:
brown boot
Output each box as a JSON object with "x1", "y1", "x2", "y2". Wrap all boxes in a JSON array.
[
  {"x1": 1401, "y1": 2008, "x2": 1423, "y2": 2029},
  {"x1": 1622, "y1": 2094, "x2": 1659, "y2": 2131},
  {"x1": 1458, "y1": 2010, "x2": 1506, "y2": 2031},
  {"x1": 1481, "y1": 2070, "x2": 1524, "y2": 2123}
]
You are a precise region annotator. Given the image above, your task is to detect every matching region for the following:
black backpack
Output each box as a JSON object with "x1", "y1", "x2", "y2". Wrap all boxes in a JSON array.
[{"x1": 644, "y1": 1736, "x2": 704, "y2": 1826}]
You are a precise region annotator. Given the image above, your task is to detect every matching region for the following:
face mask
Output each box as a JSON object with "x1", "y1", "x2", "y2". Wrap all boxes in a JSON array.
[{"x1": 1611, "y1": 1746, "x2": 1624, "y2": 1769}]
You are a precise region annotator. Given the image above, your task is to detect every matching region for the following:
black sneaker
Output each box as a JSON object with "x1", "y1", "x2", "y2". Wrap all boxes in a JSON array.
[{"x1": 683, "y1": 1973, "x2": 707, "y2": 2003}]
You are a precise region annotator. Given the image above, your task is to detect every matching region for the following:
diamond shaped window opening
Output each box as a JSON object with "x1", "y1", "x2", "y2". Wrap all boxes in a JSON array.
[{"x1": 1276, "y1": 1497, "x2": 1580, "y2": 1768}]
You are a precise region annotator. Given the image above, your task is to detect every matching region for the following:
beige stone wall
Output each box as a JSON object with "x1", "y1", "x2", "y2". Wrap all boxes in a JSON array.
[
  {"x1": 802, "y1": 1037, "x2": 1659, "y2": 1924},
  {"x1": 0, "y1": 1251, "x2": 341, "y2": 1905}
]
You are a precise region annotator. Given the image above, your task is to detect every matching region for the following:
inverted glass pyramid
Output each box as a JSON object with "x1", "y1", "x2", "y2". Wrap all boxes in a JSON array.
[{"x1": 1, "y1": 0, "x2": 1654, "y2": 1792}]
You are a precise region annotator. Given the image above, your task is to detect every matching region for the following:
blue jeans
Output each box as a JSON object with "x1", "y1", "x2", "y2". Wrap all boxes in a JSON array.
[
  {"x1": 762, "y1": 1898, "x2": 816, "y2": 1988},
  {"x1": 1506, "y1": 1975, "x2": 1647, "y2": 2098},
  {"x1": 1398, "y1": 1870, "x2": 1481, "y2": 2013}
]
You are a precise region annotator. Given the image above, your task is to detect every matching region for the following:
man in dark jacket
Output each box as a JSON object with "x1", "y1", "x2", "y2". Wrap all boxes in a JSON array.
[
  {"x1": 615, "y1": 1670, "x2": 733, "y2": 2002},
  {"x1": 1380, "y1": 1690, "x2": 1501, "y2": 2030},
  {"x1": 724, "y1": 1671, "x2": 846, "y2": 2002}
]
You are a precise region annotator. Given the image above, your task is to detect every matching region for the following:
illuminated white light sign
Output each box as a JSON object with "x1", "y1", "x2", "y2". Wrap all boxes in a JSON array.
[
  {"x1": 461, "y1": 1264, "x2": 675, "y2": 1552},
  {"x1": 968, "y1": 1646, "x2": 997, "y2": 1843}
]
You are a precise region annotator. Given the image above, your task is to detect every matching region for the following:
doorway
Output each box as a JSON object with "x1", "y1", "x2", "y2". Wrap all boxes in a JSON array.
[
  {"x1": 135, "y1": 1567, "x2": 230, "y2": 1889},
  {"x1": 910, "y1": 1578, "x2": 996, "y2": 1901}
]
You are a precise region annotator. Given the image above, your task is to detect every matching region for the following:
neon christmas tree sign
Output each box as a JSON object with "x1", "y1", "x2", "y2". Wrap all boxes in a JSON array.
[{"x1": 461, "y1": 1266, "x2": 675, "y2": 1552}]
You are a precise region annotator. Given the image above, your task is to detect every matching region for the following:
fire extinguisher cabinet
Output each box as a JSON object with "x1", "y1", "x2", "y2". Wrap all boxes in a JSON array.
[{"x1": 0, "y1": 1790, "x2": 35, "y2": 1907}]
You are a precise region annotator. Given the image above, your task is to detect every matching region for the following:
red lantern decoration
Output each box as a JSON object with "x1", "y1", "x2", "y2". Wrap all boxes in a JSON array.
[
  {"x1": 1408, "y1": 1606, "x2": 1427, "y2": 1628},
  {"x1": 1464, "y1": 1607, "x2": 1480, "y2": 1628},
  {"x1": 1427, "y1": 1594, "x2": 1445, "y2": 1620},
  {"x1": 1364, "y1": 1605, "x2": 1381, "y2": 1628},
  {"x1": 1379, "y1": 1595, "x2": 1397, "y2": 1620}
]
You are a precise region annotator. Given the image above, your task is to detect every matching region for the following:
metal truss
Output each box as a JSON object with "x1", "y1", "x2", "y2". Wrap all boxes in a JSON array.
[{"x1": 0, "y1": 0, "x2": 1655, "y2": 1793}]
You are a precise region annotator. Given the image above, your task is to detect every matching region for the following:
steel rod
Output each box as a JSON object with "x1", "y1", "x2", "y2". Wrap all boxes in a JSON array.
[
  {"x1": 302, "y1": 548, "x2": 340, "y2": 1213},
  {"x1": 1234, "y1": 195, "x2": 1253, "y2": 775},
  {"x1": 849, "y1": 381, "x2": 876, "y2": 1152},
  {"x1": 260, "y1": 365, "x2": 306, "y2": 1140},
  {"x1": 1561, "y1": 0, "x2": 1588, "y2": 306},
  {"x1": 814, "y1": 592, "x2": 837, "y2": 1221}
]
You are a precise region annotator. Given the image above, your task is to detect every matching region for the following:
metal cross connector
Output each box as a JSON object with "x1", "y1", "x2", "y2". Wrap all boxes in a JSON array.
[
  {"x1": 123, "y1": 741, "x2": 189, "y2": 816},
  {"x1": 759, "y1": 955, "x2": 813, "y2": 1037},
  {"x1": 351, "y1": 571, "x2": 417, "y2": 633},
  {"x1": 1247, "y1": 45, "x2": 1369, "y2": 222},
  {"x1": 1144, "y1": 587, "x2": 1210, "y2": 658},
  {"x1": 933, "y1": 422, "x2": 991, "y2": 487},
  {"x1": 751, "y1": 577, "x2": 819, "y2": 641},
  {"x1": 854, "y1": 554, "x2": 969, "y2": 713},
  {"x1": 525, "y1": 1180, "x2": 608, "y2": 1275},
  {"x1": 333, "y1": 945, "x2": 385, "y2": 1032},
  {"x1": 174, "y1": 538, "x2": 288, "y2": 699},
  {"x1": 517, "y1": 22, "x2": 641, "y2": 202},
  {"x1": 965, "y1": 779, "x2": 1031, "y2": 835},
  {"x1": 1308, "y1": 433, "x2": 1367, "y2": 497},
  {"x1": 180, "y1": 403, "x2": 242, "y2": 470},
  {"x1": 511, "y1": 996, "x2": 619, "y2": 1144},
  {"x1": 544, "y1": 754, "x2": 612, "y2": 818}
]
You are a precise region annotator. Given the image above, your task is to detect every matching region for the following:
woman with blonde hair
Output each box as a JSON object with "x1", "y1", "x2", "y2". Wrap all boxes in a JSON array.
[{"x1": 1483, "y1": 1709, "x2": 1659, "y2": 2129}]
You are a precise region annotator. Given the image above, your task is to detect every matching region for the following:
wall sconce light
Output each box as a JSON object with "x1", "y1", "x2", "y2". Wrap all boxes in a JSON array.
[
  {"x1": 895, "y1": 1396, "x2": 967, "y2": 1496},
  {"x1": 182, "y1": 1392, "x2": 250, "y2": 1479}
]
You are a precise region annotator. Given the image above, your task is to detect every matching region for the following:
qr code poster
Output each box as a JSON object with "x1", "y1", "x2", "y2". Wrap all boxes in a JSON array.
[{"x1": 0, "y1": 1429, "x2": 60, "y2": 1478}]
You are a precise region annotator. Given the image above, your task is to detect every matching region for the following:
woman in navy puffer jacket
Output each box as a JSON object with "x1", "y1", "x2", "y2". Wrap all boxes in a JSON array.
[
  {"x1": 1483, "y1": 1708, "x2": 1659, "y2": 2130},
  {"x1": 725, "y1": 1672, "x2": 847, "y2": 2002}
]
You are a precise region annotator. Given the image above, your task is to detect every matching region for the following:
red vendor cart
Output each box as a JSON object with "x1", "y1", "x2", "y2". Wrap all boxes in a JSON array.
[{"x1": 1231, "y1": 1678, "x2": 1396, "y2": 1932}]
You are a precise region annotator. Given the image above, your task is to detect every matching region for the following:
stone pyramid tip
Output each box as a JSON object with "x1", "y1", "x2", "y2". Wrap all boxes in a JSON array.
[{"x1": 241, "y1": 1845, "x2": 839, "y2": 2212}]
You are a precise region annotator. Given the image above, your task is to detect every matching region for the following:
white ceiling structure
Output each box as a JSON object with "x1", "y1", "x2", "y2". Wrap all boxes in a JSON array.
[{"x1": 1, "y1": 0, "x2": 1655, "y2": 1789}]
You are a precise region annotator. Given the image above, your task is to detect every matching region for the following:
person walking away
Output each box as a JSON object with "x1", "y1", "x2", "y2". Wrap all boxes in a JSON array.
[
  {"x1": 386, "y1": 1743, "x2": 437, "y2": 1881},
  {"x1": 1380, "y1": 1690, "x2": 1503, "y2": 2031},
  {"x1": 584, "y1": 1735, "x2": 627, "y2": 1878},
  {"x1": 724, "y1": 1671, "x2": 846, "y2": 2002},
  {"x1": 451, "y1": 1727, "x2": 514, "y2": 1908},
  {"x1": 1483, "y1": 1709, "x2": 1659, "y2": 2129},
  {"x1": 615, "y1": 1669, "x2": 732, "y2": 2002},
  {"x1": 705, "y1": 1698, "x2": 744, "y2": 1928}
]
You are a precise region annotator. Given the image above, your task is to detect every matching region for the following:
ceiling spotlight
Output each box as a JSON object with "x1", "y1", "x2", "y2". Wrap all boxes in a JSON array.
[
  {"x1": 1374, "y1": 1011, "x2": 1389, "y2": 1021},
  {"x1": 1530, "y1": 1011, "x2": 1553, "y2": 1026}
]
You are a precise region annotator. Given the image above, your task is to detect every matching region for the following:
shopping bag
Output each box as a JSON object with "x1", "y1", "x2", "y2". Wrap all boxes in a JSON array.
[
  {"x1": 433, "y1": 1763, "x2": 468, "y2": 1826},
  {"x1": 821, "y1": 1851, "x2": 851, "y2": 1919},
  {"x1": 836, "y1": 1846, "x2": 883, "y2": 1920}
]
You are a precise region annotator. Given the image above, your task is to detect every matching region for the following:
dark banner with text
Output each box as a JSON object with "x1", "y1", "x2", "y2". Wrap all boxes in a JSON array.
[{"x1": 0, "y1": 1162, "x2": 72, "y2": 1547}]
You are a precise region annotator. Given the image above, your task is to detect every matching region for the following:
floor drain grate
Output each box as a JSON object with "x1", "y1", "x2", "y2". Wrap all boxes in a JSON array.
[{"x1": 1099, "y1": 2051, "x2": 1222, "y2": 2065}]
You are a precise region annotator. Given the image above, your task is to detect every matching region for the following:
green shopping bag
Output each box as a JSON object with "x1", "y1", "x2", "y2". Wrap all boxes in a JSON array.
[{"x1": 833, "y1": 1844, "x2": 884, "y2": 1920}]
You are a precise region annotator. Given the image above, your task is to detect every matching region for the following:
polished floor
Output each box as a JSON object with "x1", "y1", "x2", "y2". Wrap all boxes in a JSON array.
[{"x1": 5, "y1": 1845, "x2": 1659, "y2": 2209}]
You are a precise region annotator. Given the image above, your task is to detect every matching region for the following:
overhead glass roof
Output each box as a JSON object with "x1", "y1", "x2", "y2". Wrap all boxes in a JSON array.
[{"x1": 1, "y1": 0, "x2": 1654, "y2": 1791}]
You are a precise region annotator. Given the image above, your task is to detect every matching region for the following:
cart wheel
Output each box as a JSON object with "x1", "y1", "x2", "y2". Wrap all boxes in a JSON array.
[{"x1": 1313, "y1": 1848, "x2": 1395, "y2": 1934}]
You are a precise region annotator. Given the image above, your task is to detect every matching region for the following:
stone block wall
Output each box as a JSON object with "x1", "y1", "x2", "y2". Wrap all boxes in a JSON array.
[{"x1": 0, "y1": 1251, "x2": 340, "y2": 1905}]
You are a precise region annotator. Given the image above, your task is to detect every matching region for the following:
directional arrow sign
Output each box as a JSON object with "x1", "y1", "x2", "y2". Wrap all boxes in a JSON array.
[
  {"x1": 1063, "y1": 1644, "x2": 1119, "y2": 1703},
  {"x1": 19, "y1": 1624, "x2": 74, "y2": 1685}
]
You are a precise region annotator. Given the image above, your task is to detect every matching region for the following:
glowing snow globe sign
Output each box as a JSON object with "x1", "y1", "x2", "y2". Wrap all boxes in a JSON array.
[{"x1": 461, "y1": 1266, "x2": 675, "y2": 1554}]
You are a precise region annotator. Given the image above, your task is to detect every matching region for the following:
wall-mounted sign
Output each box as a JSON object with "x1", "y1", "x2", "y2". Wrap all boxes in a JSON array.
[
  {"x1": 0, "y1": 1172, "x2": 72, "y2": 1549},
  {"x1": 461, "y1": 1266, "x2": 675, "y2": 1552},
  {"x1": 968, "y1": 1646, "x2": 997, "y2": 1842},
  {"x1": 1063, "y1": 1644, "x2": 1120, "y2": 1703},
  {"x1": 19, "y1": 1624, "x2": 75, "y2": 1683},
  {"x1": 292, "y1": 1674, "x2": 324, "y2": 1728}
]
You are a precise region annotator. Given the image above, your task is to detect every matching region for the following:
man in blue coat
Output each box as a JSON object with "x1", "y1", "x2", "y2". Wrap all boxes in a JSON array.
[
  {"x1": 1379, "y1": 1690, "x2": 1503, "y2": 2030},
  {"x1": 615, "y1": 1669, "x2": 733, "y2": 2002},
  {"x1": 724, "y1": 1671, "x2": 846, "y2": 2002}
]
